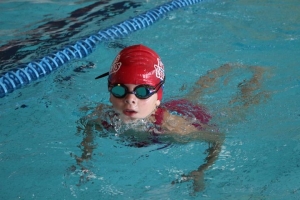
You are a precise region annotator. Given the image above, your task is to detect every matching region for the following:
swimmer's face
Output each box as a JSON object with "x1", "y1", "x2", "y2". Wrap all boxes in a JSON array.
[{"x1": 109, "y1": 84, "x2": 161, "y2": 122}]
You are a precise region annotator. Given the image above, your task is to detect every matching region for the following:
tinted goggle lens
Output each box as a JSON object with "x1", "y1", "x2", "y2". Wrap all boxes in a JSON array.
[
  {"x1": 110, "y1": 85, "x2": 127, "y2": 98},
  {"x1": 135, "y1": 87, "x2": 150, "y2": 97}
]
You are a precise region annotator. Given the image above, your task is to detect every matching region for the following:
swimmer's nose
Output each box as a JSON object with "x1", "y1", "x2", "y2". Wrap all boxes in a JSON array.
[{"x1": 124, "y1": 93, "x2": 137, "y2": 104}]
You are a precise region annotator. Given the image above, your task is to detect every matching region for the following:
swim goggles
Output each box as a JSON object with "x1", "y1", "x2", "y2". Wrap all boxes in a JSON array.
[{"x1": 108, "y1": 78, "x2": 165, "y2": 99}]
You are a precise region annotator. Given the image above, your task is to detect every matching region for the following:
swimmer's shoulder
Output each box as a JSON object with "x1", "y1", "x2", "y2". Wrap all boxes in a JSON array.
[
  {"x1": 157, "y1": 99, "x2": 212, "y2": 135},
  {"x1": 160, "y1": 110, "x2": 199, "y2": 135}
]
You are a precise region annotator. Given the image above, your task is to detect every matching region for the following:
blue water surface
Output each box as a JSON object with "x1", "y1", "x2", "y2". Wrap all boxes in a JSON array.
[{"x1": 0, "y1": 0, "x2": 300, "y2": 199}]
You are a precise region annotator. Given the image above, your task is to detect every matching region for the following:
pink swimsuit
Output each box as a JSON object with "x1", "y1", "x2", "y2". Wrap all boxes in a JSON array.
[{"x1": 154, "y1": 99, "x2": 211, "y2": 130}]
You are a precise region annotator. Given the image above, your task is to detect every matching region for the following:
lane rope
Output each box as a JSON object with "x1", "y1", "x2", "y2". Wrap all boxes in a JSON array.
[{"x1": 0, "y1": 0, "x2": 205, "y2": 98}]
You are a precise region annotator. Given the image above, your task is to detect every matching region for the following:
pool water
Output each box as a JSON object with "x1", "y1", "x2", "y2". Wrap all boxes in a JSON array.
[{"x1": 1, "y1": 0, "x2": 300, "y2": 199}]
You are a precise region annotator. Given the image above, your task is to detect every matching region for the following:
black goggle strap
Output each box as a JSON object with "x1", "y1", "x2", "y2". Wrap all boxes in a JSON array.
[
  {"x1": 155, "y1": 77, "x2": 165, "y2": 91},
  {"x1": 95, "y1": 72, "x2": 109, "y2": 79}
]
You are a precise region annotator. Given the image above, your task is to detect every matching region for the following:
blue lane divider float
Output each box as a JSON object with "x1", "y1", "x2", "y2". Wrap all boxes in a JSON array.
[{"x1": 0, "y1": 0, "x2": 205, "y2": 98}]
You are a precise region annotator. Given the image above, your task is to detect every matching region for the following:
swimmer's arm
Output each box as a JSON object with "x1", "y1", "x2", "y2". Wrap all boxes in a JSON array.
[
  {"x1": 76, "y1": 120, "x2": 96, "y2": 164},
  {"x1": 76, "y1": 104, "x2": 107, "y2": 164},
  {"x1": 161, "y1": 110, "x2": 224, "y2": 192},
  {"x1": 174, "y1": 142, "x2": 222, "y2": 193},
  {"x1": 169, "y1": 127, "x2": 224, "y2": 192}
]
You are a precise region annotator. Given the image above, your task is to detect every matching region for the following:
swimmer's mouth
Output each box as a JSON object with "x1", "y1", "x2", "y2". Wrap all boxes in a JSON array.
[{"x1": 123, "y1": 109, "x2": 137, "y2": 116}]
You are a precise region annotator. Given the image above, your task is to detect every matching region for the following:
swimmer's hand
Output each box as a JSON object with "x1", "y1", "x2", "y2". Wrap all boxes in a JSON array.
[
  {"x1": 172, "y1": 170, "x2": 205, "y2": 193},
  {"x1": 171, "y1": 143, "x2": 222, "y2": 193}
]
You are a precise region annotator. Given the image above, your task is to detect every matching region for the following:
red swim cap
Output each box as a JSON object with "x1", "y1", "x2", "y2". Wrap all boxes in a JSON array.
[{"x1": 108, "y1": 44, "x2": 165, "y2": 100}]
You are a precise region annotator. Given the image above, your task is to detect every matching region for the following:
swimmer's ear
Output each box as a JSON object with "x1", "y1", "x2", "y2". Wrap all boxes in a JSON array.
[{"x1": 156, "y1": 100, "x2": 161, "y2": 107}]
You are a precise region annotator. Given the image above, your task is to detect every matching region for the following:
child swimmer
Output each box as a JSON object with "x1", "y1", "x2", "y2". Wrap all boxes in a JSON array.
[
  {"x1": 94, "y1": 44, "x2": 217, "y2": 136},
  {"x1": 77, "y1": 44, "x2": 224, "y2": 193}
]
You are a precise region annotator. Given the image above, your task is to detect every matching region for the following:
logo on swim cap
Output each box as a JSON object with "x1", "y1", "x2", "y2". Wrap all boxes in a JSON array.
[
  {"x1": 154, "y1": 58, "x2": 164, "y2": 81},
  {"x1": 110, "y1": 55, "x2": 122, "y2": 74}
]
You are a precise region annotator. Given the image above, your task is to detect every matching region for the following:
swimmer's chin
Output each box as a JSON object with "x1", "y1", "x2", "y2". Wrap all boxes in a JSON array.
[
  {"x1": 119, "y1": 115, "x2": 140, "y2": 123},
  {"x1": 119, "y1": 114, "x2": 151, "y2": 123}
]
